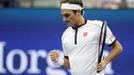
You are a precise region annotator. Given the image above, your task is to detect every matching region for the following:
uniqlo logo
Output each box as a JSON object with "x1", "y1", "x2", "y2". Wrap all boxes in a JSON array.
[{"x1": 83, "y1": 32, "x2": 88, "y2": 37}]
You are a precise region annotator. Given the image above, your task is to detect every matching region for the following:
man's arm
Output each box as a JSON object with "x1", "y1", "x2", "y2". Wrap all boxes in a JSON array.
[
  {"x1": 63, "y1": 57, "x2": 70, "y2": 68},
  {"x1": 97, "y1": 40, "x2": 123, "y2": 71}
]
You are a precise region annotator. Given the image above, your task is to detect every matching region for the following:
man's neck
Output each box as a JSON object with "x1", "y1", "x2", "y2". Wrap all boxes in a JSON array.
[{"x1": 77, "y1": 16, "x2": 85, "y2": 26}]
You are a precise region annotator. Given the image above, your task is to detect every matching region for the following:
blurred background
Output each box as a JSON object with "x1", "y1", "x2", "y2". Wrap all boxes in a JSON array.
[
  {"x1": 0, "y1": 0, "x2": 134, "y2": 9},
  {"x1": 0, "y1": 0, "x2": 134, "y2": 75}
]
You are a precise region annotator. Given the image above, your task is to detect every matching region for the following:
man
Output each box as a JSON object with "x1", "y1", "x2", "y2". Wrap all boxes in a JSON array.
[{"x1": 50, "y1": 0, "x2": 123, "y2": 75}]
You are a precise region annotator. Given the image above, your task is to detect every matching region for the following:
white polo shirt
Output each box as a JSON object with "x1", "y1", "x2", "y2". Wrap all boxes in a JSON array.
[{"x1": 61, "y1": 20, "x2": 116, "y2": 75}]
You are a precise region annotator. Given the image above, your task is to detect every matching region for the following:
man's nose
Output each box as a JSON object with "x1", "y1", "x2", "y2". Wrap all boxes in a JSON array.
[{"x1": 63, "y1": 16, "x2": 67, "y2": 22}]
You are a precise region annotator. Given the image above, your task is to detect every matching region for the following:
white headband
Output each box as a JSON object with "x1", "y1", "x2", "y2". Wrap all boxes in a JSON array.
[{"x1": 61, "y1": 3, "x2": 83, "y2": 10}]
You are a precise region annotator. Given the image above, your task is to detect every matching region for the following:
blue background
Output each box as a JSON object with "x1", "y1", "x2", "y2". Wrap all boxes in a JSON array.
[{"x1": 0, "y1": 9, "x2": 134, "y2": 75}]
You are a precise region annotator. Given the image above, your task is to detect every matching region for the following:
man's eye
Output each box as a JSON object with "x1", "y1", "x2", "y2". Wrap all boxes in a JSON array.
[{"x1": 64, "y1": 14, "x2": 70, "y2": 17}]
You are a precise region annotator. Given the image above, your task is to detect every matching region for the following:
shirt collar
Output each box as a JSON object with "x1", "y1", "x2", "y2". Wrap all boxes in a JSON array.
[{"x1": 72, "y1": 20, "x2": 87, "y2": 30}]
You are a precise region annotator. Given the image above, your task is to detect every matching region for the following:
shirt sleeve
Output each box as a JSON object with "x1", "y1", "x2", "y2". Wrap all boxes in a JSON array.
[
  {"x1": 61, "y1": 31, "x2": 68, "y2": 56},
  {"x1": 105, "y1": 26, "x2": 116, "y2": 46},
  {"x1": 62, "y1": 43, "x2": 68, "y2": 56}
]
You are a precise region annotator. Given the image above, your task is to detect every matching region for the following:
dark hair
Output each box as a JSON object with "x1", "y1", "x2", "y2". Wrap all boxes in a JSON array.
[{"x1": 60, "y1": 0, "x2": 84, "y2": 15}]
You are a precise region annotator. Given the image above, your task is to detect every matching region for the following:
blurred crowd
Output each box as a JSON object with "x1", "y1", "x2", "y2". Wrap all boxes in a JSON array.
[
  {"x1": 0, "y1": 0, "x2": 134, "y2": 9},
  {"x1": 84, "y1": 0, "x2": 134, "y2": 9}
]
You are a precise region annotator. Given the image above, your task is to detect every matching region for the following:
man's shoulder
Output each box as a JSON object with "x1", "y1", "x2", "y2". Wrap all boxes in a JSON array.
[{"x1": 86, "y1": 20, "x2": 104, "y2": 27}]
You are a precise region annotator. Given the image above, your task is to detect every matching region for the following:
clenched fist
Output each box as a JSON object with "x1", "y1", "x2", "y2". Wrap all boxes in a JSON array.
[{"x1": 50, "y1": 51, "x2": 60, "y2": 63}]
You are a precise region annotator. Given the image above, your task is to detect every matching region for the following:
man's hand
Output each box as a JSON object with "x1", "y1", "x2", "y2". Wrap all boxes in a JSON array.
[
  {"x1": 97, "y1": 61, "x2": 107, "y2": 72},
  {"x1": 50, "y1": 51, "x2": 59, "y2": 63}
]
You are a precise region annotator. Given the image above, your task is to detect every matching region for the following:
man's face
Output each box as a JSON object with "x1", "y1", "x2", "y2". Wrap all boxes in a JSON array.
[{"x1": 61, "y1": 9, "x2": 78, "y2": 27}]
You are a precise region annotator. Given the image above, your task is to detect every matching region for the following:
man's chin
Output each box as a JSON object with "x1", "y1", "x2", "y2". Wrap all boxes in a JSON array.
[
  {"x1": 67, "y1": 23, "x2": 72, "y2": 27},
  {"x1": 66, "y1": 22, "x2": 73, "y2": 27}
]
